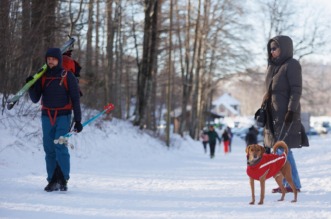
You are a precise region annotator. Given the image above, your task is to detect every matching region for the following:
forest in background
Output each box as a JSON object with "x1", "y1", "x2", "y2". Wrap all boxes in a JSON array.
[{"x1": 0, "y1": 0, "x2": 330, "y2": 144}]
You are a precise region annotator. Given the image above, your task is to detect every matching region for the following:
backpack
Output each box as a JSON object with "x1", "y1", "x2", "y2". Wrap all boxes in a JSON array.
[{"x1": 63, "y1": 54, "x2": 82, "y2": 96}]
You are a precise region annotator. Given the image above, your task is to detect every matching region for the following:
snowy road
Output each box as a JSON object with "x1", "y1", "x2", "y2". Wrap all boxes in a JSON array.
[{"x1": 1, "y1": 118, "x2": 331, "y2": 219}]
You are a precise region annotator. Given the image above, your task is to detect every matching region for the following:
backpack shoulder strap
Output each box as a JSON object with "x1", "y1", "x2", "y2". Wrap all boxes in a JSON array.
[
  {"x1": 61, "y1": 70, "x2": 69, "y2": 91},
  {"x1": 61, "y1": 70, "x2": 78, "y2": 91},
  {"x1": 41, "y1": 74, "x2": 46, "y2": 90}
]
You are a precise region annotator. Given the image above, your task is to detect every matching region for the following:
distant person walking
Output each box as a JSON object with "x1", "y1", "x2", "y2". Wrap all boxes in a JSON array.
[
  {"x1": 222, "y1": 129, "x2": 230, "y2": 154},
  {"x1": 226, "y1": 126, "x2": 233, "y2": 152},
  {"x1": 207, "y1": 125, "x2": 221, "y2": 159},
  {"x1": 245, "y1": 126, "x2": 258, "y2": 147},
  {"x1": 200, "y1": 128, "x2": 209, "y2": 153}
]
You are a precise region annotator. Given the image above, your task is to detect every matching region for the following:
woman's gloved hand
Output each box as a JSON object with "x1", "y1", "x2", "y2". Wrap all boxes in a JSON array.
[{"x1": 285, "y1": 111, "x2": 294, "y2": 124}]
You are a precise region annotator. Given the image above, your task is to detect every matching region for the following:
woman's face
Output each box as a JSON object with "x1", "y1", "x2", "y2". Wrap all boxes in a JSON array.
[{"x1": 270, "y1": 41, "x2": 280, "y2": 59}]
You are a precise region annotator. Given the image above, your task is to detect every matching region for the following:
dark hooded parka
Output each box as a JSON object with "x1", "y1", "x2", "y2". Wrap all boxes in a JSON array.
[{"x1": 263, "y1": 35, "x2": 309, "y2": 149}]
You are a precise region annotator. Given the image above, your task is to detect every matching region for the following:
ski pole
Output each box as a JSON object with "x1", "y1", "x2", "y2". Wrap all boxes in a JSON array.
[{"x1": 54, "y1": 103, "x2": 115, "y2": 146}]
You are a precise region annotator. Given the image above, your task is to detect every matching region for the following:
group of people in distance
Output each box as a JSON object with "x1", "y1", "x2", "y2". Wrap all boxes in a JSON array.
[{"x1": 200, "y1": 125, "x2": 232, "y2": 159}]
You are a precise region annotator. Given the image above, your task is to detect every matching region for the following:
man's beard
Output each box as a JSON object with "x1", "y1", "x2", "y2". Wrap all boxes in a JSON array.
[{"x1": 48, "y1": 64, "x2": 56, "y2": 69}]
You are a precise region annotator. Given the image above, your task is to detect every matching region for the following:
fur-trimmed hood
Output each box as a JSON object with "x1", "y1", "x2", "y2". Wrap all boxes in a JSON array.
[{"x1": 267, "y1": 35, "x2": 293, "y2": 66}]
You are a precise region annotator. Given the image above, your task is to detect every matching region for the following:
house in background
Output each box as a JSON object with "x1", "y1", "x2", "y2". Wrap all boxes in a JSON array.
[
  {"x1": 212, "y1": 93, "x2": 241, "y2": 117},
  {"x1": 169, "y1": 93, "x2": 240, "y2": 132}
]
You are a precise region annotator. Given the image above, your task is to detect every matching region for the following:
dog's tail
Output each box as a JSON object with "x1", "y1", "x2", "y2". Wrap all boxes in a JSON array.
[{"x1": 273, "y1": 141, "x2": 289, "y2": 155}]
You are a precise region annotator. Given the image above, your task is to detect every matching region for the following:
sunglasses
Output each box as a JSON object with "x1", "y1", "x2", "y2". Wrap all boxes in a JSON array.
[{"x1": 270, "y1": 47, "x2": 279, "y2": 52}]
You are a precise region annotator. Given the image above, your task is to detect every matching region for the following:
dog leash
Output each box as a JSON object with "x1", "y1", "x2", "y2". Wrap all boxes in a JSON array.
[{"x1": 277, "y1": 122, "x2": 293, "y2": 141}]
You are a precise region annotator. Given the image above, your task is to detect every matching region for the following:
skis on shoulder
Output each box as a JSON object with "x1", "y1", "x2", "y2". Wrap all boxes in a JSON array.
[{"x1": 6, "y1": 36, "x2": 76, "y2": 110}]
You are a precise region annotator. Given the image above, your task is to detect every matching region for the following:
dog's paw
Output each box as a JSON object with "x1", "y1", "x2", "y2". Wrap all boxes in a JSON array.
[
  {"x1": 249, "y1": 201, "x2": 255, "y2": 205},
  {"x1": 258, "y1": 201, "x2": 264, "y2": 205}
]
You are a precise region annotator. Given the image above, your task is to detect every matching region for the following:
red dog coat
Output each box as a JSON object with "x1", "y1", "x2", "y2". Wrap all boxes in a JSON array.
[{"x1": 247, "y1": 153, "x2": 287, "y2": 180}]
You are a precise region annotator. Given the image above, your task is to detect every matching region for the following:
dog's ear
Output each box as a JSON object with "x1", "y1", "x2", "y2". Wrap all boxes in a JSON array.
[{"x1": 246, "y1": 145, "x2": 251, "y2": 154}]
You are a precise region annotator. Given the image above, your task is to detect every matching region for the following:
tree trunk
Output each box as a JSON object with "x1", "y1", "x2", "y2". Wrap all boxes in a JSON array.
[
  {"x1": 31, "y1": 1, "x2": 46, "y2": 70},
  {"x1": 178, "y1": 0, "x2": 193, "y2": 136},
  {"x1": 0, "y1": 0, "x2": 10, "y2": 105},
  {"x1": 95, "y1": 0, "x2": 100, "y2": 75},
  {"x1": 134, "y1": 0, "x2": 159, "y2": 129},
  {"x1": 21, "y1": 0, "x2": 32, "y2": 77},
  {"x1": 85, "y1": 0, "x2": 94, "y2": 78},
  {"x1": 43, "y1": 1, "x2": 56, "y2": 46},
  {"x1": 114, "y1": 1, "x2": 122, "y2": 118},
  {"x1": 189, "y1": 0, "x2": 202, "y2": 139},
  {"x1": 166, "y1": 0, "x2": 173, "y2": 146},
  {"x1": 192, "y1": 0, "x2": 210, "y2": 139},
  {"x1": 105, "y1": 0, "x2": 114, "y2": 106},
  {"x1": 147, "y1": 0, "x2": 161, "y2": 131}
]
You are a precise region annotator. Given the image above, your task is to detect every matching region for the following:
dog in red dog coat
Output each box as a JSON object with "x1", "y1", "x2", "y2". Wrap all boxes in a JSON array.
[{"x1": 246, "y1": 141, "x2": 297, "y2": 205}]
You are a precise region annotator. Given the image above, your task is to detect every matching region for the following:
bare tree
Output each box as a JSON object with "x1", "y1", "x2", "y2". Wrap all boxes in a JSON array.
[
  {"x1": 0, "y1": 0, "x2": 10, "y2": 108},
  {"x1": 85, "y1": 0, "x2": 94, "y2": 78},
  {"x1": 174, "y1": 0, "x2": 250, "y2": 138},
  {"x1": 134, "y1": 0, "x2": 160, "y2": 129},
  {"x1": 259, "y1": 0, "x2": 328, "y2": 60},
  {"x1": 95, "y1": 0, "x2": 100, "y2": 79},
  {"x1": 177, "y1": 0, "x2": 194, "y2": 136},
  {"x1": 21, "y1": 0, "x2": 32, "y2": 77},
  {"x1": 105, "y1": 0, "x2": 114, "y2": 106},
  {"x1": 166, "y1": 0, "x2": 173, "y2": 146},
  {"x1": 188, "y1": 0, "x2": 202, "y2": 138},
  {"x1": 68, "y1": 0, "x2": 84, "y2": 36}
]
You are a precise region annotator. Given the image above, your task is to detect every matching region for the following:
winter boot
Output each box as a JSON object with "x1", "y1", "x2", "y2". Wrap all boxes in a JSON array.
[
  {"x1": 55, "y1": 165, "x2": 68, "y2": 191},
  {"x1": 44, "y1": 163, "x2": 63, "y2": 192},
  {"x1": 44, "y1": 180, "x2": 59, "y2": 192},
  {"x1": 59, "y1": 179, "x2": 68, "y2": 191}
]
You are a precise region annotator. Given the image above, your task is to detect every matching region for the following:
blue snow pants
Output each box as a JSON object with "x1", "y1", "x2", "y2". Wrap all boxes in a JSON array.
[
  {"x1": 276, "y1": 148, "x2": 302, "y2": 189},
  {"x1": 42, "y1": 114, "x2": 71, "y2": 182}
]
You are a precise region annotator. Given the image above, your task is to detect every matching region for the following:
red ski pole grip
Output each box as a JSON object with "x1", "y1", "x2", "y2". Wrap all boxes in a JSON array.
[{"x1": 104, "y1": 103, "x2": 115, "y2": 113}]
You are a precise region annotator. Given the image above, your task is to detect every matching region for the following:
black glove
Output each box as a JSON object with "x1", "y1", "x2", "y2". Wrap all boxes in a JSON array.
[
  {"x1": 26, "y1": 76, "x2": 34, "y2": 84},
  {"x1": 74, "y1": 121, "x2": 83, "y2": 133},
  {"x1": 284, "y1": 111, "x2": 294, "y2": 124}
]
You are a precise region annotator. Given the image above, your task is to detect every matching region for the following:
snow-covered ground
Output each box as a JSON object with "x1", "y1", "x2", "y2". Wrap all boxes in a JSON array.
[{"x1": 1, "y1": 102, "x2": 331, "y2": 219}]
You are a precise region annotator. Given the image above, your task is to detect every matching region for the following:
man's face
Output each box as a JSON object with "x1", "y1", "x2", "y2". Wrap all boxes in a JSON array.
[{"x1": 47, "y1": 56, "x2": 59, "y2": 68}]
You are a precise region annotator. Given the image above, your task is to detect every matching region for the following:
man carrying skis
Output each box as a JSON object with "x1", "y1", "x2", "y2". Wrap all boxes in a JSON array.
[{"x1": 27, "y1": 48, "x2": 83, "y2": 191}]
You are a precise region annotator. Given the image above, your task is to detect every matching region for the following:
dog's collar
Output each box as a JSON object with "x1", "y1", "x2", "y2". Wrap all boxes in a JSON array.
[{"x1": 247, "y1": 157, "x2": 262, "y2": 166}]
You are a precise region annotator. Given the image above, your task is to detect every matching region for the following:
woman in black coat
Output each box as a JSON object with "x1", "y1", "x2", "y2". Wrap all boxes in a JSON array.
[{"x1": 262, "y1": 35, "x2": 309, "y2": 193}]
